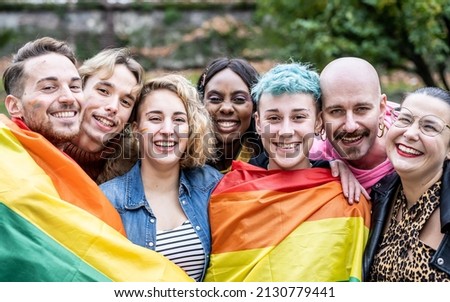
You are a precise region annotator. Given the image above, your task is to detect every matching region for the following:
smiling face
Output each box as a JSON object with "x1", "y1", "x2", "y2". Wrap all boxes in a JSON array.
[
  {"x1": 386, "y1": 93, "x2": 450, "y2": 183},
  {"x1": 319, "y1": 57, "x2": 387, "y2": 169},
  {"x1": 321, "y1": 87, "x2": 386, "y2": 163},
  {"x1": 255, "y1": 93, "x2": 321, "y2": 170},
  {"x1": 78, "y1": 64, "x2": 139, "y2": 152},
  {"x1": 203, "y1": 68, "x2": 253, "y2": 145},
  {"x1": 6, "y1": 53, "x2": 83, "y2": 149},
  {"x1": 134, "y1": 89, "x2": 189, "y2": 169}
]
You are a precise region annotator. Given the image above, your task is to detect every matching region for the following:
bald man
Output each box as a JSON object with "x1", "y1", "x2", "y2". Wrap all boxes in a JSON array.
[{"x1": 309, "y1": 57, "x2": 396, "y2": 192}]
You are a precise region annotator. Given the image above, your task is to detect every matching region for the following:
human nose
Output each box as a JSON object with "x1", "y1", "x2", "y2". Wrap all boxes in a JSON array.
[
  {"x1": 104, "y1": 97, "x2": 120, "y2": 115},
  {"x1": 343, "y1": 112, "x2": 358, "y2": 133},
  {"x1": 160, "y1": 119, "x2": 174, "y2": 135},
  {"x1": 219, "y1": 100, "x2": 235, "y2": 114},
  {"x1": 58, "y1": 85, "x2": 77, "y2": 104},
  {"x1": 402, "y1": 120, "x2": 421, "y2": 140},
  {"x1": 279, "y1": 119, "x2": 294, "y2": 137}
]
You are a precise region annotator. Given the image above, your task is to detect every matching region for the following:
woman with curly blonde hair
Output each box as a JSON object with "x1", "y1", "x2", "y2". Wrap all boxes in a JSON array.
[{"x1": 100, "y1": 74, "x2": 222, "y2": 282}]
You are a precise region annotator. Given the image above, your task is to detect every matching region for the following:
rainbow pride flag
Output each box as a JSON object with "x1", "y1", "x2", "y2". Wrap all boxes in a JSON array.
[
  {"x1": 205, "y1": 161, "x2": 371, "y2": 282},
  {"x1": 0, "y1": 114, "x2": 192, "y2": 282}
]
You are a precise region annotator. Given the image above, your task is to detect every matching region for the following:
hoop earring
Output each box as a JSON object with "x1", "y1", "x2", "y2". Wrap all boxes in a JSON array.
[
  {"x1": 377, "y1": 123, "x2": 386, "y2": 138},
  {"x1": 318, "y1": 128, "x2": 326, "y2": 141}
]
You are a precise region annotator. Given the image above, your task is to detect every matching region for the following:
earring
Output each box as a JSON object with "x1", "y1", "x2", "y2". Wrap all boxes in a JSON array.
[
  {"x1": 318, "y1": 128, "x2": 326, "y2": 141},
  {"x1": 377, "y1": 123, "x2": 386, "y2": 138}
]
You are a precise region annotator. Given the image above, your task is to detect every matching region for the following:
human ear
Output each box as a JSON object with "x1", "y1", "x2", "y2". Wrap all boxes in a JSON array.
[
  {"x1": 314, "y1": 111, "x2": 324, "y2": 134},
  {"x1": 4, "y1": 95, "x2": 23, "y2": 118},
  {"x1": 131, "y1": 121, "x2": 140, "y2": 133},
  {"x1": 378, "y1": 94, "x2": 387, "y2": 123},
  {"x1": 254, "y1": 111, "x2": 262, "y2": 135}
]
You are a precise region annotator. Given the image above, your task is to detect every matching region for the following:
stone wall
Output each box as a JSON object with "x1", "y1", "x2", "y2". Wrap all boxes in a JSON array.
[{"x1": 0, "y1": 5, "x2": 257, "y2": 69}]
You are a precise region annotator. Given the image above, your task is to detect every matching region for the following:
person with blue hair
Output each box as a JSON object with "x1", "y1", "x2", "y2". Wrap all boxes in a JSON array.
[
  {"x1": 250, "y1": 63, "x2": 367, "y2": 203},
  {"x1": 249, "y1": 62, "x2": 322, "y2": 170},
  {"x1": 204, "y1": 62, "x2": 371, "y2": 282}
]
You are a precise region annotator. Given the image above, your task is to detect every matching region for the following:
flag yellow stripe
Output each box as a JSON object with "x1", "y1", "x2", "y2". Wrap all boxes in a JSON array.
[
  {"x1": 0, "y1": 119, "x2": 192, "y2": 282},
  {"x1": 0, "y1": 116, "x2": 125, "y2": 234},
  {"x1": 210, "y1": 181, "x2": 371, "y2": 253},
  {"x1": 206, "y1": 217, "x2": 368, "y2": 282}
]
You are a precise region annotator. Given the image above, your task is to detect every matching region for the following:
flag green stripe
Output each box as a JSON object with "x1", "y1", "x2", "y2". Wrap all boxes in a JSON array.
[{"x1": 0, "y1": 202, "x2": 111, "y2": 282}]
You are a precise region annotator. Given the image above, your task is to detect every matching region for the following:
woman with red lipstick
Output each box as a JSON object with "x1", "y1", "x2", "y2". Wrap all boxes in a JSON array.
[
  {"x1": 100, "y1": 74, "x2": 222, "y2": 281},
  {"x1": 197, "y1": 57, "x2": 263, "y2": 173},
  {"x1": 364, "y1": 87, "x2": 450, "y2": 281}
]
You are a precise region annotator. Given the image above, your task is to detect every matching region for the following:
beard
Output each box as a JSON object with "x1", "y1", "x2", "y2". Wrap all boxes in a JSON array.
[
  {"x1": 338, "y1": 146, "x2": 364, "y2": 160},
  {"x1": 25, "y1": 117, "x2": 79, "y2": 149}
]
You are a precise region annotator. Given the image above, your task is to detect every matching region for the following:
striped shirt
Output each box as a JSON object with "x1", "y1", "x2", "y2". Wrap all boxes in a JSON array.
[{"x1": 156, "y1": 220, "x2": 205, "y2": 281}]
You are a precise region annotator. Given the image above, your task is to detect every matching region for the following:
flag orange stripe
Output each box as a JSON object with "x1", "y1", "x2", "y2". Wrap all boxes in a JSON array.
[
  {"x1": 0, "y1": 115, "x2": 125, "y2": 235},
  {"x1": 210, "y1": 180, "x2": 371, "y2": 253},
  {"x1": 206, "y1": 216, "x2": 368, "y2": 282}
]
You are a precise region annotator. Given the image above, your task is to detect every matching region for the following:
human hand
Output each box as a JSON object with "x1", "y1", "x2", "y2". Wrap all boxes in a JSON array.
[{"x1": 329, "y1": 159, "x2": 370, "y2": 205}]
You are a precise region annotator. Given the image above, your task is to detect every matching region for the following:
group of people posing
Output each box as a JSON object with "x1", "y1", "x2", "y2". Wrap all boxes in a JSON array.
[{"x1": 1, "y1": 36, "x2": 449, "y2": 282}]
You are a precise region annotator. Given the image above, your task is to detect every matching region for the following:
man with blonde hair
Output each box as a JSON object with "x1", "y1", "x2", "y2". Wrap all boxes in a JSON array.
[{"x1": 64, "y1": 47, "x2": 145, "y2": 183}]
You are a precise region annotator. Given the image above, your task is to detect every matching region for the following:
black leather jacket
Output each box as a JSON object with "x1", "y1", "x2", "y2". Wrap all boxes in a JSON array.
[{"x1": 363, "y1": 161, "x2": 450, "y2": 281}]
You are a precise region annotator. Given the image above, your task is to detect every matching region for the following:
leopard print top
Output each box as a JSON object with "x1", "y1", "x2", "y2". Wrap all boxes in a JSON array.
[{"x1": 369, "y1": 181, "x2": 449, "y2": 281}]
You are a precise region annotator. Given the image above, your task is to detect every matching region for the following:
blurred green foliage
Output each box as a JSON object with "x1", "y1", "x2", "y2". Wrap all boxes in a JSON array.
[
  {"x1": 0, "y1": 0, "x2": 447, "y2": 107},
  {"x1": 164, "y1": 7, "x2": 182, "y2": 26},
  {"x1": 255, "y1": 0, "x2": 450, "y2": 89}
]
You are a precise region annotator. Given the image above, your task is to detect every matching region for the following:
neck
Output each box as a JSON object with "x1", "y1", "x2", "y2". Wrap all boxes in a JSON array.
[
  {"x1": 399, "y1": 170, "x2": 443, "y2": 208},
  {"x1": 72, "y1": 132, "x2": 104, "y2": 153},
  {"x1": 141, "y1": 160, "x2": 180, "y2": 193},
  {"x1": 216, "y1": 139, "x2": 242, "y2": 170},
  {"x1": 268, "y1": 159, "x2": 312, "y2": 170}
]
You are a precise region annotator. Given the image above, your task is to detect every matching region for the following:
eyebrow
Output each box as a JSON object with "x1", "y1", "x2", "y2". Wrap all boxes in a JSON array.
[
  {"x1": 145, "y1": 110, "x2": 187, "y2": 116},
  {"x1": 97, "y1": 81, "x2": 137, "y2": 101},
  {"x1": 37, "y1": 76, "x2": 81, "y2": 83},
  {"x1": 264, "y1": 108, "x2": 310, "y2": 113},
  {"x1": 97, "y1": 81, "x2": 114, "y2": 88},
  {"x1": 324, "y1": 102, "x2": 373, "y2": 111},
  {"x1": 206, "y1": 89, "x2": 250, "y2": 95}
]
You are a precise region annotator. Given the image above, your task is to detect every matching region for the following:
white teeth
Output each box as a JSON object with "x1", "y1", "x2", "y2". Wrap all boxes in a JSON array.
[
  {"x1": 342, "y1": 136, "x2": 362, "y2": 142},
  {"x1": 276, "y1": 143, "x2": 297, "y2": 148},
  {"x1": 217, "y1": 121, "x2": 238, "y2": 128},
  {"x1": 95, "y1": 116, "x2": 114, "y2": 127},
  {"x1": 398, "y1": 144, "x2": 422, "y2": 155},
  {"x1": 155, "y1": 141, "x2": 175, "y2": 147},
  {"x1": 52, "y1": 111, "x2": 75, "y2": 118}
]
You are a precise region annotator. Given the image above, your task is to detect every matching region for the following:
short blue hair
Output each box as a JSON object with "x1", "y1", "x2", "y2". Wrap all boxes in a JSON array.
[{"x1": 251, "y1": 62, "x2": 321, "y2": 111}]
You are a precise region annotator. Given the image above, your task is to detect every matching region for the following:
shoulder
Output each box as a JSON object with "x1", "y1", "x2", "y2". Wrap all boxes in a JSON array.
[
  {"x1": 183, "y1": 165, "x2": 223, "y2": 189},
  {"x1": 370, "y1": 172, "x2": 400, "y2": 198},
  {"x1": 249, "y1": 152, "x2": 268, "y2": 168},
  {"x1": 100, "y1": 162, "x2": 139, "y2": 193}
]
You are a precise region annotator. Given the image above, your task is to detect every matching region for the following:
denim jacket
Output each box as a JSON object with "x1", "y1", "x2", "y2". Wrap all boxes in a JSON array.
[{"x1": 100, "y1": 161, "x2": 223, "y2": 281}]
